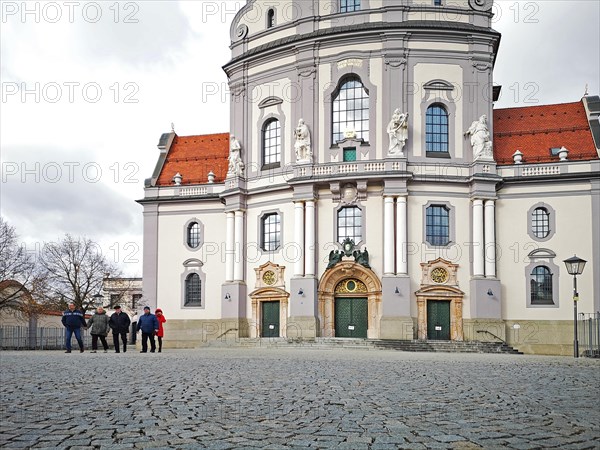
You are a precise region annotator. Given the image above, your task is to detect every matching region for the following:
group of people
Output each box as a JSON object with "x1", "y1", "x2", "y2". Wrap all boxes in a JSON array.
[{"x1": 61, "y1": 302, "x2": 166, "y2": 354}]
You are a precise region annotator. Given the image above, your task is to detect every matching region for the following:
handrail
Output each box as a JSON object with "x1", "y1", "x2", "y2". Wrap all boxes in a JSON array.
[
  {"x1": 216, "y1": 328, "x2": 238, "y2": 339},
  {"x1": 476, "y1": 329, "x2": 505, "y2": 344}
]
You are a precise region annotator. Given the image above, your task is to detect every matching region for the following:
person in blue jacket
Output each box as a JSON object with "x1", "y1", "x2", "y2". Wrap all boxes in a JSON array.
[
  {"x1": 61, "y1": 302, "x2": 87, "y2": 353},
  {"x1": 137, "y1": 306, "x2": 159, "y2": 353}
]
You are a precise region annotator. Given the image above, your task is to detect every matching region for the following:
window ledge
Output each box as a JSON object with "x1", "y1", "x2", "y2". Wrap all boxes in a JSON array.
[
  {"x1": 426, "y1": 151, "x2": 451, "y2": 159},
  {"x1": 262, "y1": 163, "x2": 281, "y2": 171}
]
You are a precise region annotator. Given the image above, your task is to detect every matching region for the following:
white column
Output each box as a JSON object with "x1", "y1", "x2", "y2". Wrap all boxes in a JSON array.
[
  {"x1": 484, "y1": 200, "x2": 496, "y2": 278},
  {"x1": 472, "y1": 199, "x2": 485, "y2": 277},
  {"x1": 294, "y1": 202, "x2": 305, "y2": 277},
  {"x1": 383, "y1": 196, "x2": 395, "y2": 275},
  {"x1": 305, "y1": 200, "x2": 316, "y2": 277},
  {"x1": 225, "y1": 212, "x2": 235, "y2": 282},
  {"x1": 234, "y1": 210, "x2": 244, "y2": 281},
  {"x1": 396, "y1": 196, "x2": 408, "y2": 275}
]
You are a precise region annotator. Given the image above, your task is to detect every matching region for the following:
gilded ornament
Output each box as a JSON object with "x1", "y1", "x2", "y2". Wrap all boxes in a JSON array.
[
  {"x1": 262, "y1": 270, "x2": 276, "y2": 286},
  {"x1": 431, "y1": 267, "x2": 449, "y2": 284}
]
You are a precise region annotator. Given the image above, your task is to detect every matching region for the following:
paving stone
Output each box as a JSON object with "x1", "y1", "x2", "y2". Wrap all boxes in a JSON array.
[{"x1": 0, "y1": 349, "x2": 598, "y2": 450}]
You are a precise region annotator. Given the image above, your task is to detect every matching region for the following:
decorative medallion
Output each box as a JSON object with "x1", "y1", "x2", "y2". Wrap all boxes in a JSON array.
[
  {"x1": 431, "y1": 267, "x2": 449, "y2": 284},
  {"x1": 255, "y1": 262, "x2": 285, "y2": 289},
  {"x1": 335, "y1": 279, "x2": 368, "y2": 294},
  {"x1": 262, "y1": 270, "x2": 276, "y2": 286},
  {"x1": 342, "y1": 184, "x2": 357, "y2": 204},
  {"x1": 341, "y1": 237, "x2": 356, "y2": 257}
]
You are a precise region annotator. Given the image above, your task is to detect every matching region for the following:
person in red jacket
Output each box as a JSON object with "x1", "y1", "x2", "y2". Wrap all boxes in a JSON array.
[{"x1": 155, "y1": 308, "x2": 166, "y2": 352}]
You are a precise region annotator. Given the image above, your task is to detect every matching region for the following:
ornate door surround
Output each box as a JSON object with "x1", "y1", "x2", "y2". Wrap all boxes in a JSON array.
[
  {"x1": 318, "y1": 262, "x2": 382, "y2": 338},
  {"x1": 249, "y1": 262, "x2": 289, "y2": 338},
  {"x1": 415, "y1": 258, "x2": 464, "y2": 341}
]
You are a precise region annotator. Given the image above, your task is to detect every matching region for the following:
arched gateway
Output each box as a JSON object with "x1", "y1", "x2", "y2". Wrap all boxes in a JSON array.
[{"x1": 318, "y1": 262, "x2": 382, "y2": 338}]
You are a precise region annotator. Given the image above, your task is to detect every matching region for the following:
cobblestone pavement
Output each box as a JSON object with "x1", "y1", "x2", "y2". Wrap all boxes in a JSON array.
[{"x1": 1, "y1": 348, "x2": 599, "y2": 449}]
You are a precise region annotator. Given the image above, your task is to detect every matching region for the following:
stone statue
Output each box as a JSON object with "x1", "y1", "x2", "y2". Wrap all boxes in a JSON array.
[
  {"x1": 326, "y1": 250, "x2": 343, "y2": 270},
  {"x1": 353, "y1": 248, "x2": 371, "y2": 269},
  {"x1": 464, "y1": 115, "x2": 493, "y2": 160},
  {"x1": 228, "y1": 135, "x2": 244, "y2": 176},
  {"x1": 294, "y1": 119, "x2": 312, "y2": 163},
  {"x1": 387, "y1": 109, "x2": 409, "y2": 156}
]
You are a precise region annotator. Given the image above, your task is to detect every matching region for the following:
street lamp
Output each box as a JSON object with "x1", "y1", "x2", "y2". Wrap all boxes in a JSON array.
[
  {"x1": 92, "y1": 292, "x2": 103, "y2": 307},
  {"x1": 563, "y1": 255, "x2": 587, "y2": 358}
]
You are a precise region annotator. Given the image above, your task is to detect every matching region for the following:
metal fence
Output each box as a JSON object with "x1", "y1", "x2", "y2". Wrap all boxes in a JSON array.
[
  {"x1": 579, "y1": 312, "x2": 600, "y2": 358},
  {"x1": 0, "y1": 326, "x2": 94, "y2": 350}
]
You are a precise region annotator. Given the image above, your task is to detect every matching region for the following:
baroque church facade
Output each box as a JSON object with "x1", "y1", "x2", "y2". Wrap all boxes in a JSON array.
[{"x1": 139, "y1": 0, "x2": 600, "y2": 355}]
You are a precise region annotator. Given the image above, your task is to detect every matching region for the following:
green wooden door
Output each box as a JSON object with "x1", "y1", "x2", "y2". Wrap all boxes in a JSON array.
[
  {"x1": 427, "y1": 301, "x2": 451, "y2": 340},
  {"x1": 335, "y1": 297, "x2": 368, "y2": 338},
  {"x1": 261, "y1": 301, "x2": 280, "y2": 337}
]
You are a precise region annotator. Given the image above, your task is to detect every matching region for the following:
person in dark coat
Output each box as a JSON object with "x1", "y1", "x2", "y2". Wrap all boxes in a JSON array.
[
  {"x1": 61, "y1": 302, "x2": 86, "y2": 353},
  {"x1": 87, "y1": 306, "x2": 110, "y2": 353},
  {"x1": 137, "y1": 306, "x2": 159, "y2": 353},
  {"x1": 155, "y1": 308, "x2": 166, "y2": 353},
  {"x1": 109, "y1": 305, "x2": 131, "y2": 353}
]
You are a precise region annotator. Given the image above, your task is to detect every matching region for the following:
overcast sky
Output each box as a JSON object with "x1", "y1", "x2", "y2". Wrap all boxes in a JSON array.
[{"x1": 1, "y1": 0, "x2": 599, "y2": 276}]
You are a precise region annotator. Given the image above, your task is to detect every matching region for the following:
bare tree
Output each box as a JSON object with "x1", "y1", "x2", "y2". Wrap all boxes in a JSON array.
[
  {"x1": 38, "y1": 234, "x2": 120, "y2": 312},
  {"x1": 0, "y1": 217, "x2": 36, "y2": 311}
]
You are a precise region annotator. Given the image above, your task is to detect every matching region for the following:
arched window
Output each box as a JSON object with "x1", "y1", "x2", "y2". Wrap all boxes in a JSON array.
[
  {"x1": 267, "y1": 8, "x2": 275, "y2": 28},
  {"x1": 532, "y1": 207, "x2": 550, "y2": 238},
  {"x1": 187, "y1": 222, "x2": 200, "y2": 248},
  {"x1": 426, "y1": 104, "x2": 449, "y2": 154},
  {"x1": 337, "y1": 206, "x2": 362, "y2": 243},
  {"x1": 262, "y1": 119, "x2": 281, "y2": 168},
  {"x1": 340, "y1": 0, "x2": 361, "y2": 13},
  {"x1": 261, "y1": 213, "x2": 281, "y2": 251},
  {"x1": 425, "y1": 205, "x2": 450, "y2": 246},
  {"x1": 185, "y1": 273, "x2": 201, "y2": 306},
  {"x1": 332, "y1": 76, "x2": 369, "y2": 144},
  {"x1": 530, "y1": 266, "x2": 553, "y2": 305}
]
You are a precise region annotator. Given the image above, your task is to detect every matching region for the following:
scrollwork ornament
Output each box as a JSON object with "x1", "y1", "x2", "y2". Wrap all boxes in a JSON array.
[
  {"x1": 468, "y1": 0, "x2": 493, "y2": 12},
  {"x1": 236, "y1": 24, "x2": 249, "y2": 40}
]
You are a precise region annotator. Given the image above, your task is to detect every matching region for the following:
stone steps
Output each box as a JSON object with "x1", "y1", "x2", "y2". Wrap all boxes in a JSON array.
[{"x1": 228, "y1": 337, "x2": 523, "y2": 354}]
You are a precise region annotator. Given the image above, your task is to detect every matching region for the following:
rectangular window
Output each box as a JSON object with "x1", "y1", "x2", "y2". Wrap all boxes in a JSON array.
[
  {"x1": 426, "y1": 206, "x2": 450, "y2": 246},
  {"x1": 338, "y1": 206, "x2": 362, "y2": 244},
  {"x1": 434, "y1": 0, "x2": 443, "y2": 5},
  {"x1": 340, "y1": 0, "x2": 361, "y2": 13},
  {"x1": 185, "y1": 274, "x2": 202, "y2": 306},
  {"x1": 531, "y1": 266, "x2": 554, "y2": 305},
  {"x1": 110, "y1": 294, "x2": 120, "y2": 308},
  {"x1": 131, "y1": 294, "x2": 142, "y2": 310},
  {"x1": 343, "y1": 148, "x2": 357, "y2": 162},
  {"x1": 262, "y1": 213, "x2": 281, "y2": 252},
  {"x1": 426, "y1": 105, "x2": 449, "y2": 155}
]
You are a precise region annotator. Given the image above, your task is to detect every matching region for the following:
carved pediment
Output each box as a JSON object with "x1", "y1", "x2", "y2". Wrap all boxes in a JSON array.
[
  {"x1": 254, "y1": 262, "x2": 286, "y2": 289},
  {"x1": 420, "y1": 258, "x2": 459, "y2": 288},
  {"x1": 258, "y1": 96, "x2": 283, "y2": 109},
  {"x1": 423, "y1": 79, "x2": 454, "y2": 91},
  {"x1": 528, "y1": 248, "x2": 556, "y2": 259}
]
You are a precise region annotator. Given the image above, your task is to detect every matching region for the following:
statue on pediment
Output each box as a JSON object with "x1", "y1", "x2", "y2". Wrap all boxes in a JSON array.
[
  {"x1": 294, "y1": 119, "x2": 312, "y2": 163},
  {"x1": 228, "y1": 135, "x2": 244, "y2": 176},
  {"x1": 465, "y1": 115, "x2": 494, "y2": 161},
  {"x1": 387, "y1": 109, "x2": 409, "y2": 156}
]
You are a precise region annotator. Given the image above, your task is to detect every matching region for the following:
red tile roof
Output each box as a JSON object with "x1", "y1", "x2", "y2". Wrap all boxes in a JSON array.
[
  {"x1": 156, "y1": 133, "x2": 230, "y2": 186},
  {"x1": 493, "y1": 101, "x2": 598, "y2": 165}
]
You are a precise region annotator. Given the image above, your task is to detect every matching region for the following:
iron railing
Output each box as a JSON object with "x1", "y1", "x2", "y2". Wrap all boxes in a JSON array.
[
  {"x1": 0, "y1": 326, "x2": 94, "y2": 350},
  {"x1": 579, "y1": 312, "x2": 600, "y2": 358}
]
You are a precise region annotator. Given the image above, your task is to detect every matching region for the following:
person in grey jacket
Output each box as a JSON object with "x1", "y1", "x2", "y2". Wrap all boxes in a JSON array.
[{"x1": 87, "y1": 306, "x2": 110, "y2": 353}]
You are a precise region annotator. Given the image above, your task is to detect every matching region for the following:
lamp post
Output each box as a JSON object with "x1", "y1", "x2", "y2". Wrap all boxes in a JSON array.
[
  {"x1": 563, "y1": 255, "x2": 587, "y2": 358},
  {"x1": 92, "y1": 293, "x2": 103, "y2": 308}
]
